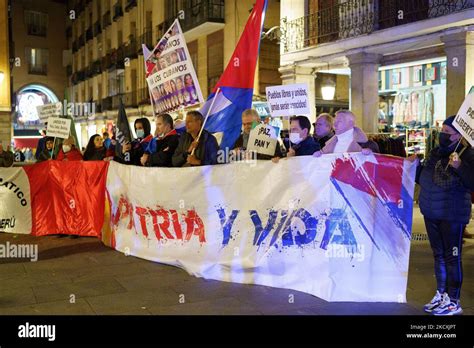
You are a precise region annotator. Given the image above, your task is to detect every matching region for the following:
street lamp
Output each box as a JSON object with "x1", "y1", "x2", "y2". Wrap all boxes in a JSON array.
[{"x1": 321, "y1": 78, "x2": 336, "y2": 101}]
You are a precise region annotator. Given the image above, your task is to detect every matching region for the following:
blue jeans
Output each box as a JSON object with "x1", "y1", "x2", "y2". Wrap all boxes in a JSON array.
[{"x1": 424, "y1": 218, "x2": 464, "y2": 301}]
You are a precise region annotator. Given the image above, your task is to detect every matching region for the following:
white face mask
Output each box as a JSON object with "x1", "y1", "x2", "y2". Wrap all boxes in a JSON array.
[
  {"x1": 62, "y1": 145, "x2": 71, "y2": 153},
  {"x1": 289, "y1": 132, "x2": 303, "y2": 145}
]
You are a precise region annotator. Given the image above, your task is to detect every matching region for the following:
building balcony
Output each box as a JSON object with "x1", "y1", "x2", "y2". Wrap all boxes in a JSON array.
[
  {"x1": 138, "y1": 28, "x2": 154, "y2": 54},
  {"x1": 125, "y1": 0, "x2": 137, "y2": 12},
  {"x1": 91, "y1": 59, "x2": 102, "y2": 76},
  {"x1": 281, "y1": 0, "x2": 474, "y2": 54},
  {"x1": 124, "y1": 36, "x2": 138, "y2": 59},
  {"x1": 159, "y1": 0, "x2": 225, "y2": 41},
  {"x1": 101, "y1": 53, "x2": 112, "y2": 70},
  {"x1": 72, "y1": 40, "x2": 78, "y2": 53},
  {"x1": 72, "y1": 70, "x2": 85, "y2": 84},
  {"x1": 103, "y1": 11, "x2": 112, "y2": 29},
  {"x1": 113, "y1": 2, "x2": 124, "y2": 21},
  {"x1": 138, "y1": 87, "x2": 150, "y2": 105},
  {"x1": 77, "y1": 34, "x2": 85, "y2": 48},
  {"x1": 101, "y1": 96, "x2": 113, "y2": 111},
  {"x1": 66, "y1": 65, "x2": 73, "y2": 76},
  {"x1": 113, "y1": 92, "x2": 138, "y2": 108},
  {"x1": 75, "y1": 0, "x2": 85, "y2": 16},
  {"x1": 86, "y1": 27, "x2": 93, "y2": 41},
  {"x1": 93, "y1": 20, "x2": 102, "y2": 36},
  {"x1": 27, "y1": 24, "x2": 47, "y2": 37}
]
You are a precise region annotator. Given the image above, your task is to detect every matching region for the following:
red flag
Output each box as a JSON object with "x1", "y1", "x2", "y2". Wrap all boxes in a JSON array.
[{"x1": 24, "y1": 161, "x2": 109, "y2": 237}]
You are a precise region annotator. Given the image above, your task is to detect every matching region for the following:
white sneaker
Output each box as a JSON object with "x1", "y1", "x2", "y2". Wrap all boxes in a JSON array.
[
  {"x1": 423, "y1": 290, "x2": 443, "y2": 313},
  {"x1": 432, "y1": 294, "x2": 463, "y2": 316}
]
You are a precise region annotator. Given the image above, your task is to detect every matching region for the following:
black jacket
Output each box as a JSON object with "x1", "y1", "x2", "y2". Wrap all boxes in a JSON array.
[
  {"x1": 233, "y1": 133, "x2": 283, "y2": 160},
  {"x1": 37, "y1": 149, "x2": 54, "y2": 162},
  {"x1": 290, "y1": 136, "x2": 320, "y2": 156},
  {"x1": 115, "y1": 135, "x2": 153, "y2": 166},
  {"x1": 147, "y1": 133, "x2": 180, "y2": 167},
  {"x1": 172, "y1": 130, "x2": 219, "y2": 167},
  {"x1": 417, "y1": 145, "x2": 474, "y2": 224},
  {"x1": 84, "y1": 147, "x2": 106, "y2": 161},
  {"x1": 314, "y1": 131, "x2": 334, "y2": 149}
]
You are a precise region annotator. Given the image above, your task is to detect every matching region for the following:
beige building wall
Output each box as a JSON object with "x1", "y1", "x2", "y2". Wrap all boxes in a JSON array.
[
  {"x1": 0, "y1": 0, "x2": 11, "y2": 146},
  {"x1": 11, "y1": 0, "x2": 68, "y2": 101}
]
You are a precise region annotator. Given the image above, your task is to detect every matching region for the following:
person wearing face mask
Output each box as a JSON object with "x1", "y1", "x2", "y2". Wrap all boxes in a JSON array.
[
  {"x1": 118, "y1": 117, "x2": 153, "y2": 166},
  {"x1": 286, "y1": 115, "x2": 320, "y2": 157},
  {"x1": 141, "y1": 113, "x2": 180, "y2": 167},
  {"x1": 411, "y1": 115, "x2": 474, "y2": 316},
  {"x1": 37, "y1": 137, "x2": 55, "y2": 162},
  {"x1": 56, "y1": 136, "x2": 83, "y2": 161}
]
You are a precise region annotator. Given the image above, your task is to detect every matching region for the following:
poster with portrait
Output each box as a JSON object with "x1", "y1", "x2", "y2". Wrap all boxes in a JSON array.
[{"x1": 144, "y1": 19, "x2": 204, "y2": 114}]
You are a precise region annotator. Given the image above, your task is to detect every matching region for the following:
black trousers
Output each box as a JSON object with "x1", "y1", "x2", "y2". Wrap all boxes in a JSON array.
[{"x1": 424, "y1": 218, "x2": 464, "y2": 301}]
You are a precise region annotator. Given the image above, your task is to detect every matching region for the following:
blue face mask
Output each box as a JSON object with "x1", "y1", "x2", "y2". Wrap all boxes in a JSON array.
[{"x1": 136, "y1": 129, "x2": 145, "y2": 138}]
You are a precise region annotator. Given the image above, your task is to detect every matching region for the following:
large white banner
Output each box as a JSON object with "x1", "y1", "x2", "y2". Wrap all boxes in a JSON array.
[
  {"x1": 0, "y1": 167, "x2": 32, "y2": 234},
  {"x1": 105, "y1": 153, "x2": 416, "y2": 302}
]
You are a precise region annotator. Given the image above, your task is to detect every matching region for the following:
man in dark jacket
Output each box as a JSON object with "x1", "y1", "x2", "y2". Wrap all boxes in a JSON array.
[
  {"x1": 233, "y1": 108, "x2": 283, "y2": 162},
  {"x1": 414, "y1": 115, "x2": 474, "y2": 316},
  {"x1": 142, "y1": 114, "x2": 180, "y2": 167},
  {"x1": 172, "y1": 111, "x2": 218, "y2": 167},
  {"x1": 286, "y1": 115, "x2": 320, "y2": 157},
  {"x1": 0, "y1": 143, "x2": 14, "y2": 167},
  {"x1": 313, "y1": 113, "x2": 335, "y2": 148},
  {"x1": 35, "y1": 123, "x2": 47, "y2": 161}
]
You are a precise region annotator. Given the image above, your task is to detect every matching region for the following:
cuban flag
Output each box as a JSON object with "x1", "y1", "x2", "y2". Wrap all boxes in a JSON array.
[{"x1": 200, "y1": 0, "x2": 268, "y2": 151}]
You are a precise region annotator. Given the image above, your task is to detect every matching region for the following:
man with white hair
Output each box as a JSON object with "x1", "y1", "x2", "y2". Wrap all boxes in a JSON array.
[{"x1": 313, "y1": 110, "x2": 379, "y2": 157}]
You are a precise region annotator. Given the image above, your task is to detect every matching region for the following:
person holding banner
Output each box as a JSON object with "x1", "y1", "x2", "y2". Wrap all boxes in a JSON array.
[
  {"x1": 141, "y1": 114, "x2": 180, "y2": 167},
  {"x1": 312, "y1": 110, "x2": 379, "y2": 156},
  {"x1": 313, "y1": 113, "x2": 335, "y2": 148},
  {"x1": 83, "y1": 134, "x2": 107, "y2": 161},
  {"x1": 233, "y1": 109, "x2": 283, "y2": 162},
  {"x1": 414, "y1": 115, "x2": 474, "y2": 316},
  {"x1": 172, "y1": 111, "x2": 218, "y2": 167},
  {"x1": 37, "y1": 137, "x2": 55, "y2": 162},
  {"x1": 35, "y1": 123, "x2": 48, "y2": 161},
  {"x1": 286, "y1": 116, "x2": 320, "y2": 157},
  {"x1": 0, "y1": 143, "x2": 14, "y2": 167},
  {"x1": 56, "y1": 136, "x2": 83, "y2": 161},
  {"x1": 119, "y1": 118, "x2": 153, "y2": 166}
]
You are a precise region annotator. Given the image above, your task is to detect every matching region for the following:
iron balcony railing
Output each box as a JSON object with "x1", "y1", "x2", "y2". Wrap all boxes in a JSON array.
[
  {"x1": 113, "y1": 2, "x2": 124, "y2": 21},
  {"x1": 86, "y1": 27, "x2": 93, "y2": 41},
  {"x1": 281, "y1": 0, "x2": 474, "y2": 54},
  {"x1": 159, "y1": 0, "x2": 225, "y2": 36},
  {"x1": 125, "y1": 0, "x2": 137, "y2": 12},
  {"x1": 93, "y1": 20, "x2": 102, "y2": 36},
  {"x1": 103, "y1": 11, "x2": 112, "y2": 29}
]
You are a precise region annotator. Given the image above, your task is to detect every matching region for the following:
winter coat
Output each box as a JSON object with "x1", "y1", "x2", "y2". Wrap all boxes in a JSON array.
[
  {"x1": 321, "y1": 127, "x2": 380, "y2": 154},
  {"x1": 417, "y1": 145, "x2": 474, "y2": 224},
  {"x1": 146, "y1": 131, "x2": 180, "y2": 167},
  {"x1": 56, "y1": 147, "x2": 83, "y2": 161},
  {"x1": 172, "y1": 130, "x2": 219, "y2": 167}
]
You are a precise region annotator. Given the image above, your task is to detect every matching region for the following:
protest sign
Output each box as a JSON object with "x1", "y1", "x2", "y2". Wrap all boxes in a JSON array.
[
  {"x1": 46, "y1": 117, "x2": 71, "y2": 139},
  {"x1": 453, "y1": 93, "x2": 474, "y2": 146},
  {"x1": 36, "y1": 102, "x2": 62, "y2": 122},
  {"x1": 266, "y1": 83, "x2": 310, "y2": 117},
  {"x1": 246, "y1": 123, "x2": 278, "y2": 156},
  {"x1": 144, "y1": 19, "x2": 204, "y2": 113}
]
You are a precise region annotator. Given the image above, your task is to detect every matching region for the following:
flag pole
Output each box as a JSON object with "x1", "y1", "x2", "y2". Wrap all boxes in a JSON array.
[{"x1": 191, "y1": 87, "x2": 221, "y2": 156}]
